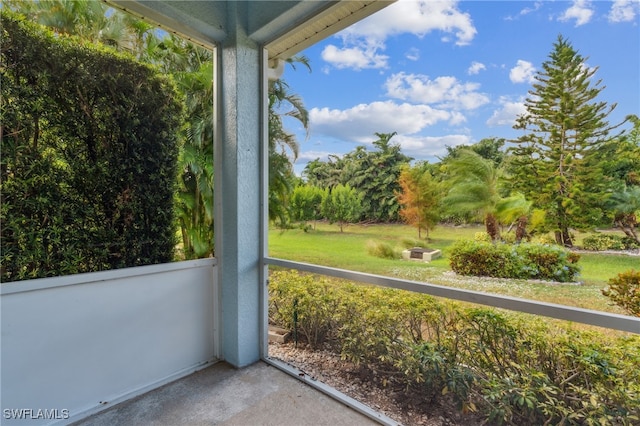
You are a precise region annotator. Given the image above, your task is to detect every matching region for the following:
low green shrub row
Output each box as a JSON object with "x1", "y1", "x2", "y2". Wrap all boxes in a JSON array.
[
  {"x1": 582, "y1": 234, "x2": 639, "y2": 251},
  {"x1": 449, "y1": 240, "x2": 581, "y2": 282},
  {"x1": 269, "y1": 270, "x2": 640, "y2": 425}
]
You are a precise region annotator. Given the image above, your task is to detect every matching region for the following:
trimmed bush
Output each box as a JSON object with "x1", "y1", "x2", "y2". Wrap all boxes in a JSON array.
[
  {"x1": 268, "y1": 271, "x2": 341, "y2": 347},
  {"x1": 583, "y1": 233, "x2": 638, "y2": 251},
  {"x1": 602, "y1": 269, "x2": 640, "y2": 317},
  {"x1": 449, "y1": 240, "x2": 580, "y2": 282},
  {"x1": 268, "y1": 270, "x2": 640, "y2": 425},
  {"x1": 1, "y1": 12, "x2": 182, "y2": 281}
]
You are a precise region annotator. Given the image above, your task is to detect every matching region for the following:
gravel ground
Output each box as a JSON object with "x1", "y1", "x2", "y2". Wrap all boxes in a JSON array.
[{"x1": 268, "y1": 342, "x2": 484, "y2": 426}]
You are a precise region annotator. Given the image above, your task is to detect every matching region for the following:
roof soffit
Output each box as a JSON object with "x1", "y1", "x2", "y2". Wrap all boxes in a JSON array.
[{"x1": 107, "y1": 0, "x2": 393, "y2": 59}]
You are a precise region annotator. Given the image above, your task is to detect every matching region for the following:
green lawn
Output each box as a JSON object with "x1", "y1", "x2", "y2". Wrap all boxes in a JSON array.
[{"x1": 269, "y1": 222, "x2": 638, "y2": 313}]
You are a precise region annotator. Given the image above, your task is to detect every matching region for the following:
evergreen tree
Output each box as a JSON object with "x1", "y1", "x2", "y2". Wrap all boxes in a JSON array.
[{"x1": 509, "y1": 35, "x2": 625, "y2": 247}]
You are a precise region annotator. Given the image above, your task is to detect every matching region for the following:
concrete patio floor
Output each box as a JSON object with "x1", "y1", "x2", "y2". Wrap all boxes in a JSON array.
[{"x1": 72, "y1": 361, "x2": 381, "y2": 426}]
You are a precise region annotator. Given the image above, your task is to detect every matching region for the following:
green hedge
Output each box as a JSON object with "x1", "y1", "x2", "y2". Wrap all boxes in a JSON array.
[
  {"x1": 449, "y1": 240, "x2": 581, "y2": 282},
  {"x1": 269, "y1": 270, "x2": 640, "y2": 425},
  {"x1": 583, "y1": 234, "x2": 639, "y2": 251},
  {"x1": 1, "y1": 11, "x2": 182, "y2": 281}
]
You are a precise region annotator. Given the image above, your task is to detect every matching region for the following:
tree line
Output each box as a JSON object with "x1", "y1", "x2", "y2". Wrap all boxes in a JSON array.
[{"x1": 288, "y1": 37, "x2": 640, "y2": 247}]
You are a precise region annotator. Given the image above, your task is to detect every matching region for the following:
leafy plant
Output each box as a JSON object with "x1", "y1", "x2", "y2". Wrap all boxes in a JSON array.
[
  {"x1": 1, "y1": 11, "x2": 181, "y2": 281},
  {"x1": 449, "y1": 240, "x2": 580, "y2": 282},
  {"x1": 602, "y1": 270, "x2": 640, "y2": 317},
  {"x1": 583, "y1": 233, "x2": 637, "y2": 251},
  {"x1": 269, "y1": 271, "x2": 640, "y2": 424},
  {"x1": 321, "y1": 184, "x2": 363, "y2": 232}
]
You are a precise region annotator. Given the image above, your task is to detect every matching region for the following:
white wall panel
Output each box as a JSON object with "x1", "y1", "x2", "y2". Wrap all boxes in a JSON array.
[{"x1": 1, "y1": 259, "x2": 217, "y2": 425}]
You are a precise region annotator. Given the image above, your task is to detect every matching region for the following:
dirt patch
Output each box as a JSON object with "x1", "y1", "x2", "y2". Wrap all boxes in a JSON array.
[{"x1": 268, "y1": 342, "x2": 484, "y2": 426}]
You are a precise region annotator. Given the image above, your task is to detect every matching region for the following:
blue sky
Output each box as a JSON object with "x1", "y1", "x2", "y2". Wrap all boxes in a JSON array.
[{"x1": 279, "y1": 0, "x2": 640, "y2": 175}]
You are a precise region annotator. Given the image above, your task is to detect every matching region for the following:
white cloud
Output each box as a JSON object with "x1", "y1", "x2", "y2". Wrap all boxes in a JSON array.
[
  {"x1": 558, "y1": 0, "x2": 594, "y2": 26},
  {"x1": 344, "y1": 0, "x2": 477, "y2": 45},
  {"x1": 309, "y1": 101, "x2": 457, "y2": 142},
  {"x1": 406, "y1": 47, "x2": 420, "y2": 61},
  {"x1": 384, "y1": 72, "x2": 489, "y2": 110},
  {"x1": 608, "y1": 0, "x2": 640, "y2": 22},
  {"x1": 520, "y1": 1, "x2": 543, "y2": 16},
  {"x1": 505, "y1": 1, "x2": 543, "y2": 20},
  {"x1": 393, "y1": 134, "x2": 472, "y2": 159},
  {"x1": 486, "y1": 97, "x2": 527, "y2": 127},
  {"x1": 448, "y1": 111, "x2": 467, "y2": 126},
  {"x1": 509, "y1": 60, "x2": 536, "y2": 84},
  {"x1": 297, "y1": 150, "x2": 336, "y2": 163},
  {"x1": 468, "y1": 61, "x2": 486, "y2": 75},
  {"x1": 322, "y1": 0, "x2": 477, "y2": 70},
  {"x1": 321, "y1": 41, "x2": 389, "y2": 70}
]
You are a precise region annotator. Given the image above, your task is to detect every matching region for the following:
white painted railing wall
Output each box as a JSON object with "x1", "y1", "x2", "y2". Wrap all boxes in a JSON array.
[{"x1": 1, "y1": 258, "x2": 218, "y2": 426}]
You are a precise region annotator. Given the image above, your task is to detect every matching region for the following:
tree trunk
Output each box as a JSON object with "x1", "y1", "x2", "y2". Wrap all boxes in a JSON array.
[
  {"x1": 485, "y1": 213, "x2": 500, "y2": 242},
  {"x1": 614, "y1": 213, "x2": 639, "y2": 243},
  {"x1": 555, "y1": 228, "x2": 573, "y2": 247},
  {"x1": 515, "y1": 215, "x2": 528, "y2": 243}
]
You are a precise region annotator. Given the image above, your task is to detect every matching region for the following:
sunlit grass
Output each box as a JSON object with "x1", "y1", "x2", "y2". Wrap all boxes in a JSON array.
[{"x1": 268, "y1": 221, "x2": 638, "y2": 314}]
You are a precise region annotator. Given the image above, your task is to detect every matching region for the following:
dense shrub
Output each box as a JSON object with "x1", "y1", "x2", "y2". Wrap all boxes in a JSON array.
[
  {"x1": 583, "y1": 233, "x2": 639, "y2": 251},
  {"x1": 1, "y1": 12, "x2": 182, "y2": 281},
  {"x1": 269, "y1": 270, "x2": 640, "y2": 425},
  {"x1": 268, "y1": 271, "x2": 342, "y2": 347},
  {"x1": 449, "y1": 240, "x2": 580, "y2": 282},
  {"x1": 602, "y1": 270, "x2": 640, "y2": 317}
]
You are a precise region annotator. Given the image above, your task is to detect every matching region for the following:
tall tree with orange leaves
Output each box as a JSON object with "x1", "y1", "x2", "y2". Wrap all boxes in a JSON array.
[{"x1": 397, "y1": 163, "x2": 442, "y2": 240}]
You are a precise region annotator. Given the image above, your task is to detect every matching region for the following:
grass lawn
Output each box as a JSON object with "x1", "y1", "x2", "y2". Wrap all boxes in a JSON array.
[{"x1": 269, "y1": 221, "x2": 638, "y2": 314}]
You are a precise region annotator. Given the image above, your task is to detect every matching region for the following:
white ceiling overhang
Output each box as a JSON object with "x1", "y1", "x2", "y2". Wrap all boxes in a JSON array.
[{"x1": 107, "y1": 1, "x2": 394, "y2": 59}]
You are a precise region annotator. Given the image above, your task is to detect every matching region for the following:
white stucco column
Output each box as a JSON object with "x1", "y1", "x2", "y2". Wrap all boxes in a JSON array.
[{"x1": 215, "y1": 1, "x2": 263, "y2": 368}]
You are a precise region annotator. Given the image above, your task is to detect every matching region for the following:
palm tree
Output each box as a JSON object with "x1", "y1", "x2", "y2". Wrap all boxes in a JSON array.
[
  {"x1": 608, "y1": 186, "x2": 640, "y2": 243},
  {"x1": 495, "y1": 193, "x2": 532, "y2": 243},
  {"x1": 268, "y1": 57, "x2": 311, "y2": 225},
  {"x1": 173, "y1": 59, "x2": 215, "y2": 258},
  {"x1": 5, "y1": 0, "x2": 157, "y2": 55},
  {"x1": 442, "y1": 150, "x2": 502, "y2": 240}
]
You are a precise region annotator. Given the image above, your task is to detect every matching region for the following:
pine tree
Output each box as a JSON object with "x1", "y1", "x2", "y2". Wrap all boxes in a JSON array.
[{"x1": 509, "y1": 35, "x2": 624, "y2": 247}]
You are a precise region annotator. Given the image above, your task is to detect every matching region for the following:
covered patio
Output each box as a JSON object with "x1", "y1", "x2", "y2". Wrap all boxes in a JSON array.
[
  {"x1": 1, "y1": 1, "x2": 638, "y2": 426},
  {"x1": 72, "y1": 361, "x2": 385, "y2": 426},
  {"x1": 1, "y1": 1, "x2": 400, "y2": 425}
]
